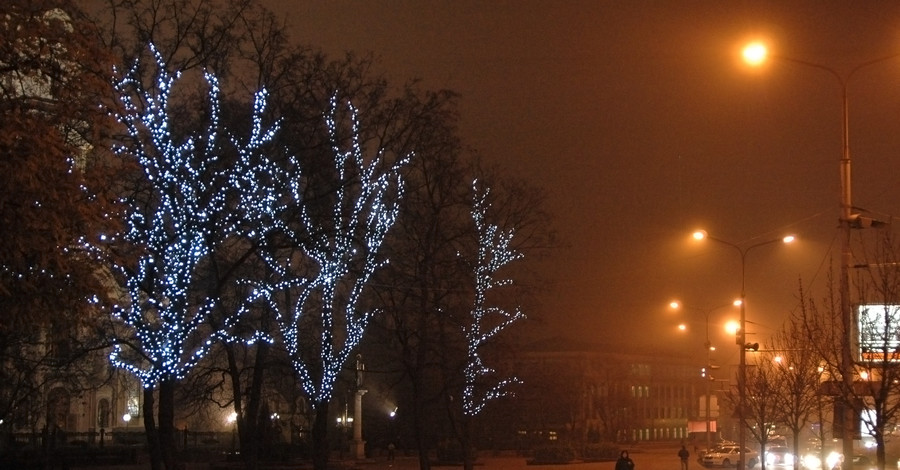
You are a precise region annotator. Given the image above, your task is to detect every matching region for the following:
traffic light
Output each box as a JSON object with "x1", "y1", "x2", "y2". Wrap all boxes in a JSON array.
[{"x1": 744, "y1": 342, "x2": 759, "y2": 351}]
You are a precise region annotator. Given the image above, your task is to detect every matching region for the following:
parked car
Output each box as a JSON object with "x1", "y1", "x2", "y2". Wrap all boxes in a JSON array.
[
  {"x1": 765, "y1": 446, "x2": 794, "y2": 467},
  {"x1": 701, "y1": 445, "x2": 759, "y2": 468}
]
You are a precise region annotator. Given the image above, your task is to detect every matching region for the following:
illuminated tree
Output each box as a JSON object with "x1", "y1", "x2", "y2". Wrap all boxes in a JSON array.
[
  {"x1": 107, "y1": 44, "x2": 283, "y2": 470},
  {"x1": 462, "y1": 181, "x2": 524, "y2": 416},
  {"x1": 452, "y1": 181, "x2": 524, "y2": 470},
  {"x1": 249, "y1": 94, "x2": 409, "y2": 470}
]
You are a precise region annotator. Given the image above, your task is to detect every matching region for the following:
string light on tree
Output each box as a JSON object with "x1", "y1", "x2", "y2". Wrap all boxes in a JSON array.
[
  {"x1": 106, "y1": 44, "x2": 283, "y2": 388},
  {"x1": 462, "y1": 181, "x2": 525, "y2": 416},
  {"x1": 256, "y1": 93, "x2": 410, "y2": 407}
]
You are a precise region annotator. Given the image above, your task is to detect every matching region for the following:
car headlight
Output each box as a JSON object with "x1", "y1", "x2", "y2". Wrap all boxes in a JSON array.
[
  {"x1": 803, "y1": 454, "x2": 821, "y2": 469},
  {"x1": 826, "y1": 452, "x2": 842, "y2": 470}
]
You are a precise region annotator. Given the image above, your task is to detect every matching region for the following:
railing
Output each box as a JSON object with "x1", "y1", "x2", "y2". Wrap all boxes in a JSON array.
[{"x1": 6, "y1": 428, "x2": 232, "y2": 450}]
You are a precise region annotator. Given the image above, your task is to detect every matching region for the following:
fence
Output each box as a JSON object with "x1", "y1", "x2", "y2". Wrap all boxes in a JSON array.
[{"x1": 7, "y1": 428, "x2": 232, "y2": 451}]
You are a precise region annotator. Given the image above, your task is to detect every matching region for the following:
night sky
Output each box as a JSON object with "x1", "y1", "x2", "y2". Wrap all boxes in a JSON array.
[{"x1": 267, "y1": 1, "x2": 900, "y2": 364}]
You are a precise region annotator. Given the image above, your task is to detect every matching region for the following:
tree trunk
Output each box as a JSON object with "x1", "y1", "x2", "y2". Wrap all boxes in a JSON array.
[
  {"x1": 443, "y1": 388, "x2": 473, "y2": 470},
  {"x1": 143, "y1": 386, "x2": 162, "y2": 470},
  {"x1": 311, "y1": 400, "x2": 330, "y2": 470},
  {"x1": 448, "y1": 413, "x2": 476, "y2": 470},
  {"x1": 791, "y1": 429, "x2": 801, "y2": 470},
  {"x1": 158, "y1": 378, "x2": 179, "y2": 470},
  {"x1": 412, "y1": 381, "x2": 431, "y2": 470},
  {"x1": 413, "y1": 293, "x2": 432, "y2": 470},
  {"x1": 875, "y1": 432, "x2": 886, "y2": 470},
  {"x1": 459, "y1": 416, "x2": 475, "y2": 470},
  {"x1": 245, "y1": 340, "x2": 269, "y2": 470},
  {"x1": 224, "y1": 344, "x2": 249, "y2": 468}
]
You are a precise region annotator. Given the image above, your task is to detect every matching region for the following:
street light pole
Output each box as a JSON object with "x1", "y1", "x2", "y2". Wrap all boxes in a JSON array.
[
  {"x1": 693, "y1": 230, "x2": 794, "y2": 469},
  {"x1": 671, "y1": 300, "x2": 739, "y2": 452},
  {"x1": 742, "y1": 43, "x2": 900, "y2": 461}
]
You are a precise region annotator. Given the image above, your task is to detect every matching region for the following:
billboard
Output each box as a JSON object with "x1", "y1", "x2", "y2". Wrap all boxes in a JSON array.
[{"x1": 857, "y1": 304, "x2": 900, "y2": 362}]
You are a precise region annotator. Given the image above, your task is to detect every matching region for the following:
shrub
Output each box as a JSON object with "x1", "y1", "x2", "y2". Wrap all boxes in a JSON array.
[
  {"x1": 531, "y1": 444, "x2": 576, "y2": 463},
  {"x1": 582, "y1": 443, "x2": 619, "y2": 461}
]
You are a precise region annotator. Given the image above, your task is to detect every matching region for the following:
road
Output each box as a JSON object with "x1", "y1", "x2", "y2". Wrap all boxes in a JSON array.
[
  {"x1": 69, "y1": 442, "x2": 690, "y2": 470},
  {"x1": 375, "y1": 443, "x2": 689, "y2": 470}
]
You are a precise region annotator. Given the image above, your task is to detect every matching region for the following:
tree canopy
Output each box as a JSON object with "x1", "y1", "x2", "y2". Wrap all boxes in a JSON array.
[{"x1": 0, "y1": 0, "x2": 120, "y2": 330}]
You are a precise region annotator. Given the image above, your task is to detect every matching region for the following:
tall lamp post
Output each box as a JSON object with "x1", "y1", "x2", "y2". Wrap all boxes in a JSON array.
[
  {"x1": 693, "y1": 230, "x2": 794, "y2": 469},
  {"x1": 742, "y1": 43, "x2": 900, "y2": 460},
  {"x1": 670, "y1": 300, "x2": 740, "y2": 451}
]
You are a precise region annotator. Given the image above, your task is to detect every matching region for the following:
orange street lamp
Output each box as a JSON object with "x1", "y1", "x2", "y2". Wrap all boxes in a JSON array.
[
  {"x1": 741, "y1": 41, "x2": 900, "y2": 460},
  {"x1": 741, "y1": 42, "x2": 767, "y2": 66},
  {"x1": 671, "y1": 300, "x2": 739, "y2": 451},
  {"x1": 693, "y1": 229, "x2": 795, "y2": 469}
]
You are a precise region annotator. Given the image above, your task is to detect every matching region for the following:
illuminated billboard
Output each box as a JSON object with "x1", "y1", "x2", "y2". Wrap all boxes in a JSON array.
[{"x1": 858, "y1": 304, "x2": 900, "y2": 362}]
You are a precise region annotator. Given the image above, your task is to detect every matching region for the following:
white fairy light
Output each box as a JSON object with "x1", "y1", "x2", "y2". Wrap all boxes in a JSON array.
[
  {"x1": 258, "y1": 93, "x2": 410, "y2": 407},
  {"x1": 462, "y1": 181, "x2": 525, "y2": 416},
  {"x1": 107, "y1": 44, "x2": 283, "y2": 388}
]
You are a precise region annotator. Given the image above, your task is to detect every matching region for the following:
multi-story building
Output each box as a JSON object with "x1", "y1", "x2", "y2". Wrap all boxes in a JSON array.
[{"x1": 492, "y1": 340, "x2": 729, "y2": 446}]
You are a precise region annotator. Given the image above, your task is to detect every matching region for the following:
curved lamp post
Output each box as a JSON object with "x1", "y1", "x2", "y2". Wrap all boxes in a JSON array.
[
  {"x1": 670, "y1": 300, "x2": 740, "y2": 451},
  {"x1": 742, "y1": 42, "x2": 900, "y2": 460},
  {"x1": 693, "y1": 230, "x2": 795, "y2": 469}
]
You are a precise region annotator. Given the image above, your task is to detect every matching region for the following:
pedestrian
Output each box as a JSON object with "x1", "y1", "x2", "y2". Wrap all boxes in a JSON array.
[
  {"x1": 679, "y1": 445, "x2": 690, "y2": 470},
  {"x1": 387, "y1": 442, "x2": 396, "y2": 462},
  {"x1": 616, "y1": 450, "x2": 635, "y2": 470}
]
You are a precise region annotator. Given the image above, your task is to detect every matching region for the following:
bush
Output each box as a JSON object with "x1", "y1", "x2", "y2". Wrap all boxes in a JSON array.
[
  {"x1": 531, "y1": 444, "x2": 576, "y2": 464},
  {"x1": 582, "y1": 443, "x2": 619, "y2": 461}
]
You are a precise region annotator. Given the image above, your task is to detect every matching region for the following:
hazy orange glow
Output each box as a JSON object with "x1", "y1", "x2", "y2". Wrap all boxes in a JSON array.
[
  {"x1": 725, "y1": 321, "x2": 740, "y2": 335},
  {"x1": 742, "y1": 42, "x2": 767, "y2": 66}
]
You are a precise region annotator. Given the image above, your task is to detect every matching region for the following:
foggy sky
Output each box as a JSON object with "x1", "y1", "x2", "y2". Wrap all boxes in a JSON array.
[{"x1": 269, "y1": 1, "x2": 900, "y2": 364}]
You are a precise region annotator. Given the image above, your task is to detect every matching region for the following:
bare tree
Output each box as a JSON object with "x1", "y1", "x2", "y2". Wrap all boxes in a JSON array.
[
  {"x1": 797, "y1": 232, "x2": 900, "y2": 470},
  {"x1": 850, "y1": 234, "x2": 900, "y2": 469},
  {"x1": 770, "y1": 307, "x2": 823, "y2": 470},
  {"x1": 0, "y1": 2, "x2": 122, "y2": 460},
  {"x1": 724, "y1": 351, "x2": 776, "y2": 470}
]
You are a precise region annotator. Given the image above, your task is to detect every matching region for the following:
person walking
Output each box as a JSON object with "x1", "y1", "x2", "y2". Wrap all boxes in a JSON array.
[
  {"x1": 616, "y1": 450, "x2": 635, "y2": 470},
  {"x1": 679, "y1": 445, "x2": 691, "y2": 470}
]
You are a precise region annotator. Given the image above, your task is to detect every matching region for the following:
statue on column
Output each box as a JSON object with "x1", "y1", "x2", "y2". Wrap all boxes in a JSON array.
[
  {"x1": 355, "y1": 353, "x2": 365, "y2": 389},
  {"x1": 352, "y1": 354, "x2": 367, "y2": 459}
]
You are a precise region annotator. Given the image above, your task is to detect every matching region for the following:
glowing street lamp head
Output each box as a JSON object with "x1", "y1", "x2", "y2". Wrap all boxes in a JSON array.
[
  {"x1": 692, "y1": 230, "x2": 707, "y2": 241},
  {"x1": 783, "y1": 235, "x2": 796, "y2": 244},
  {"x1": 743, "y1": 42, "x2": 768, "y2": 66},
  {"x1": 725, "y1": 320, "x2": 740, "y2": 335},
  {"x1": 670, "y1": 300, "x2": 681, "y2": 310}
]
